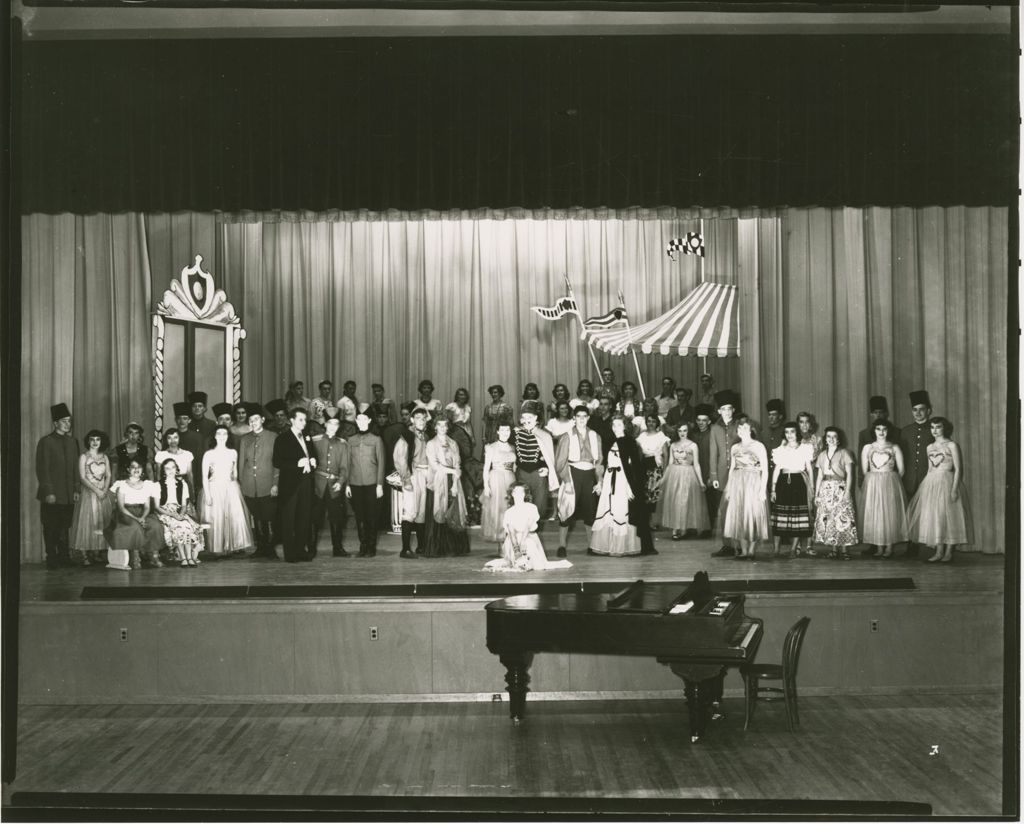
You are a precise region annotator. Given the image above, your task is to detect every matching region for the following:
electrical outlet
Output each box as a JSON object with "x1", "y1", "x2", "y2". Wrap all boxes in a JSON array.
[
  {"x1": 491, "y1": 693, "x2": 503, "y2": 702},
  {"x1": 369, "y1": 626, "x2": 379, "y2": 641},
  {"x1": 119, "y1": 628, "x2": 128, "y2": 642},
  {"x1": 870, "y1": 619, "x2": 879, "y2": 633}
]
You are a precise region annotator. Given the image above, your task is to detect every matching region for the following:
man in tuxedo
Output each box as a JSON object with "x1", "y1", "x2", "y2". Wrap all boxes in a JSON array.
[
  {"x1": 708, "y1": 390, "x2": 741, "y2": 557},
  {"x1": 36, "y1": 402, "x2": 80, "y2": 569},
  {"x1": 312, "y1": 415, "x2": 351, "y2": 558},
  {"x1": 273, "y1": 407, "x2": 318, "y2": 562},
  {"x1": 239, "y1": 403, "x2": 279, "y2": 560}
]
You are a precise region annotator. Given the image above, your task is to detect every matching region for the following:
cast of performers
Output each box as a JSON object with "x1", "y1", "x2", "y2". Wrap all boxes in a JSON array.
[
  {"x1": 554, "y1": 406, "x2": 604, "y2": 557},
  {"x1": 812, "y1": 427, "x2": 859, "y2": 560},
  {"x1": 68, "y1": 429, "x2": 114, "y2": 565},
  {"x1": 719, "y1": 420, "x2": 770, "y2": 560},
  {"x1": 655, "y1": 422, "x2": 709, "y2": 540},
  {"x1": 35, "y1": 403, "x2": 80, "y2": 569},
  {"x1": 346, "y1": 411, "x2": 386, "y2": 557},
  {"x1": 859, "y1": 418, "x2": 908, "y2": 559},
  {"x1": 769, "y1": 421, "x2": 816, "y2": 558},
  {"x1": 481, "y1": 423, "x2": 517, "y2": 544},
  {"x1": 394, "y1": 407, "x2": 432, "y2": 559},
  {"x1": 483, "y1": 484, "x2": 574, "y2": 572},
  {"x1": 311, "y1": 416, "x2": 350, "y2": 557},
  {"x1": 154, "y1": 458, "x2": 205, "y2": 567},
  {"x1": 906, "y1": 417, "x2": 971, "y2": 563},
  {"x1": 273, "y1": 408, "x2": 318, "y2": 563}
]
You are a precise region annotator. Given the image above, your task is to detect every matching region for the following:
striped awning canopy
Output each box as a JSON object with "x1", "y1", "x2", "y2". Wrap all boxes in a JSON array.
[{"x1": 583, "y1": 282, "x2": 740, "y2": 358}]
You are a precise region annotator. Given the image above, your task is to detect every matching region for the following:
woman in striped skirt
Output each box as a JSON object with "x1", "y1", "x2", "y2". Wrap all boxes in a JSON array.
[{"x1": 770, "y1": 422, "x2": 816, "y2": 557}]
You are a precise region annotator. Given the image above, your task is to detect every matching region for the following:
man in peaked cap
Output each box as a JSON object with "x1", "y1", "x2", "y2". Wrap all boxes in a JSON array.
[
  {"x1": 35, "y1": 402, "x2": 80, "y2": 569},
  {"x1": 708, "y1": 390, "x2": 741, "y2": 557},
  {"x1": 901, "y1": 390, "x2": 934, "y2": 558}
]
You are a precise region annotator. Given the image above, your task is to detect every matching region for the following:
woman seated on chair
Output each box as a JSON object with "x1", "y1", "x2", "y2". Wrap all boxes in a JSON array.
[{"x1": 154, "y1": 458, "x2": 205, "y2": 567}]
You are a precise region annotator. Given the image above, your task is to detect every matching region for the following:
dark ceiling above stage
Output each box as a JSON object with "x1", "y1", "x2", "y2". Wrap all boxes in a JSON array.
[{"x1": 17, "y1": 34, "x2": 1017, "y2": 213}]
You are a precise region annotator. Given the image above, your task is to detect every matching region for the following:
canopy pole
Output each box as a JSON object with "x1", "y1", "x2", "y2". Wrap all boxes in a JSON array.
[
  {"x1": 700, "y1": 217, "x2": 707, "y2": 375},
  {"x1": 566, "y1": 274, "x2": 604, "y2": 382},
  {"x1": 618, "y1": 290, "x2": 646, "y2": 399}
]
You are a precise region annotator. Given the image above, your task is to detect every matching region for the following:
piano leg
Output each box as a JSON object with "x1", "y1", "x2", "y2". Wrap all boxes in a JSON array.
[
  {"x1": 499, "y1": 653, "x2": 534, "y2": 724},
  {"x1": 667, "y1": 664, "x2": 725, "y2": 743}
]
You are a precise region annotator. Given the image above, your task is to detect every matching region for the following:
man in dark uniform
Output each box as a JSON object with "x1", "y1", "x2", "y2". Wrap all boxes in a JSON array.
[
  {"x1": 346, "y1": 411, "x2": 386, "y2": 557},
  {"x1": 312, "y1": 415, "x2": 351, "y2": 557},
  {"x1": 239, "y1": 403, "x2": 279, "y2": 560},
  {"x1": 763, "y1": 398, "x2": 786, "y2": 495},
  {"x1": 264, "y1": 399, "x2": 290, "y2": 435},
  {"x1": 901, "y1": 389, "x2": 934, "y2": 558},
  {"x1": 692, "y1": 404, "x2": 714, "y2": 539},
  {"x1": 180, "y1": 391, "x2": 217, "y2": 492},
  {"x1": 35, "y1": 402, "x2": 80, "y2": 569}
]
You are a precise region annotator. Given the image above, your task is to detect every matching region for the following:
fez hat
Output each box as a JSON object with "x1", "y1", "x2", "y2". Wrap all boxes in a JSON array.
[
  {"x1": 520, "y1": 400, "x2": 542, "y2": 417},
  {"x1": 766, "y1": 398, "x2": 785, "y2": 414},
  {"x1": 909, "y1": 390, "x2": 931, "y2": 407},
  {"x1": 245, "y1": 403, "x2": 266, "y2": 419},
  {"x1": 714, "y1": 390, "x2": 737, "y2": 408},
  {"x1": 869, "y1": 395, "x2": 889, "y2": 413},
  {"x1": 187, "y1": 391, "x2": 208, "y2": 405},
  {"x1": 694, "y1": 404, "x2": 715, "y2": 418},
  {"x1": 212, "y1": 402, "x2": 234, "y2": 418},
  {"x1": 50, "y1": 403, "x2": 71, "y2": 421},
  {"x1": 265, "y1": 399, "x2": 288, "y2": 416},
  {"x1": 172, "y1": 401, "x2": 191, "y2": 417}
]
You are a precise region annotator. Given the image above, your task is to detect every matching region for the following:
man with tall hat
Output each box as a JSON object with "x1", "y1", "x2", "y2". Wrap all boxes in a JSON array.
[
  {"x1": 346, "y1": 411, "x2": 386, "y2": 557},
  {"x1": 35, "y1": 402, "x2": 80, "y2": 569},
  {"x1": 239, "y1": 403, "x2": 280, "y2": 560},
  {"x1": 512, "y1": 400, "x2": 559, "y2": 521},
  {"x1": 273, "y1": 406, "x2": 317, "y2": 562},
  {"x1": 901, "y1": 389, "x2": 934, "y2": 558},
  {"x1": 180, "y1": 391, "x2": 217, "y2": 492},
  {"x1": 312, "y1": 415, "x2": 351, "y2": 558},
  {"x1": 708, "y1": 390, "x2": 741, "y2": 557},
  {"x1": 211, "y1": 402, "x2": 235, "y2": 447},
  {"x1": 172, "y1": 402, "x2": 193, "y2": 438},
  {"x1": 264, "y1": 399, "x2": 290, "y2": 435}
]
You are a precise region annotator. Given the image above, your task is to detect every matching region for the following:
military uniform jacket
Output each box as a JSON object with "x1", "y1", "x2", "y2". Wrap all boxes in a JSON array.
[
  {"x1": 900, "y1": 421, "x2": 933, "y2": 496},
  {"x1": 313, "y1": 436, "x2": 351, "y2": 498},
  {"x1": 238, "y1": 429, "x2": 280, "y2": 498},
  {"x1": 708, "y1": 419, "x2": 740, "y2": 487},
  {"x1": 36, "y1": 431, "x2": 80, "y2": 503}
]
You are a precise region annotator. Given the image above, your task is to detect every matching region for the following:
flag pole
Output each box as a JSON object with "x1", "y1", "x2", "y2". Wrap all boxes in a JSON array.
[
  {"x1": 699, "y1": 218, "x2": 707, "y2": 376},
  {"x1": 618, "y1": 290, "x2": 646, "y2": 399},
  {"x1": 566, "y1": 274, "x2": 603, "y2": 382}
]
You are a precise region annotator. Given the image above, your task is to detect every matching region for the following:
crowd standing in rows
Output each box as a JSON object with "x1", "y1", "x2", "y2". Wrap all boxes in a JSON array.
[{"x1": 35, "y1": 374, "x2": 971, "y2": 572}]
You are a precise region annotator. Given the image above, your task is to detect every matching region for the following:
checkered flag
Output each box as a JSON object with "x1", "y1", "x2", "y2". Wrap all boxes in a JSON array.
[{"x1": 667, "y1": 233, "x2": 705, "y2": 260}]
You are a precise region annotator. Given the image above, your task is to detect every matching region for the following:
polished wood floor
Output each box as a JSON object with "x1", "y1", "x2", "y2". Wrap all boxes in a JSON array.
[
  {"x1": 9, "y1": 692, "x2": 1003, "y2": 816},
  {"x1": 18, "y1": 526, "x2": 1006, "y2": 602}
]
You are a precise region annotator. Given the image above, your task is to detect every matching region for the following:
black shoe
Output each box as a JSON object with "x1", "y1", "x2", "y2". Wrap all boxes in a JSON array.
[
  {"x1": 671, "y1": 532, "x2": 684, "y2": 541},
  {"x1": 711, "y1": 546, "x2": 735, "y2": 557},
  {"x1": 641, "y1": 548, "x2": 659, "y2": 555},
  {"x1": 308, "y1": 550, "x2": 318, "y2": 560},
  {"x1": 333, "y1": 549, "x2": 350, "y2": 558},
  {"x1": 586, "y1": 548, "x2": 599, "y2": 556},
  {"x1": 356, "y1": 550, "x2": 368, "y2": 558},
  {"x1": 556, "y1": 546, "x2": 567, "y2": 558},
  {"x1": 400, "y1": 549, "x2": 418, "y2": 559}
]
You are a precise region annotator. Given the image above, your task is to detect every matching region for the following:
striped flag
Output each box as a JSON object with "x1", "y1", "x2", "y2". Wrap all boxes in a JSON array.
[
  {"x1": 584, "y1": 306, "x2": 628, "y2": 329},
  {"x1": 531, "y1": 295, "x2": 580, "y2": 321},
  {"x1": 667, "y1": 233, "x2": 705, "y2": 260}
]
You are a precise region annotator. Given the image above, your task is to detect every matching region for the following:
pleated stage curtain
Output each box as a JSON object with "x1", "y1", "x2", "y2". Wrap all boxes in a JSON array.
[{"x1": 19, "y1": 206, "x2": 1009, "y2": 560}]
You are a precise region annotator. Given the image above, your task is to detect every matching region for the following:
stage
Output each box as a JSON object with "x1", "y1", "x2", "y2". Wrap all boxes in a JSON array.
[{"x1": 14, "y1": 527, "x2": 1006, "y2": 706}]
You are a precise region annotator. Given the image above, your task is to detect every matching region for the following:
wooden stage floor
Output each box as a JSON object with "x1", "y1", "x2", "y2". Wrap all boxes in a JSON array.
[
  {"x1": 17, "y1": 527, "x2": 1007, "y2": 603},
  {"x1": 7, "y1": 692, "x2": 1005, "y2": 816}
]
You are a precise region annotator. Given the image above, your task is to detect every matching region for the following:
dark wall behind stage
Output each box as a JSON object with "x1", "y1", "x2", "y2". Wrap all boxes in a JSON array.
[{"x1": 18, "y1": 34, "x2": 1017, "y2": 214}]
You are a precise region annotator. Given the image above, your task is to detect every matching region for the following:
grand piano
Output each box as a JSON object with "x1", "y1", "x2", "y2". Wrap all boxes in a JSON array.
[{"x1": 485, "y1": 572, "x2": 763, "y2": 742}]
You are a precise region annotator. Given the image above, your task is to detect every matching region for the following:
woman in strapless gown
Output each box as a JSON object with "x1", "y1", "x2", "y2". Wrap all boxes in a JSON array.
[
  {"x1": 906, "y1": 417, "x2": 972, "y2": 562},
  {"x1": 480, "y1": 426, "x2": 517, "y2": 543},
  {"x1": 858, "y1": 419, "x2": 908, "y2": 558},
  {"x1": 69, "y1": 429, "x2": 115, "y2": 565},
  {"x1": 197, "y1": 426, "x2": 254, "y2": 556},
  {"x1": 657, "y1": 424, "x2": 709, "y2": 539}
]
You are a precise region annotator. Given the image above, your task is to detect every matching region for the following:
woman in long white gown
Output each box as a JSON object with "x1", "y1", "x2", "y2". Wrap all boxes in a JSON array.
[
  {"x1": 483, "y1": 484, "x2": 573, "y2": 572},
  {"x1": 197, "y1": 425, "x2": 254, "y2": 556}
]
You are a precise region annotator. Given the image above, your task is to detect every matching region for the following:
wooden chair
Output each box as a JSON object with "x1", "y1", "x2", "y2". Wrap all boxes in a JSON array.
[{"x1": 740, "y1": 616, "x2": 811, "y2": 731}]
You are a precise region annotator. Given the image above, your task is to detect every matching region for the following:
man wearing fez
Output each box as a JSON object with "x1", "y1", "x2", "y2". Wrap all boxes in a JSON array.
[
  {"x1": 239, "y1": 403, "x2": 279, "y2": 560},
  {"x1": 708, "y1": 390, "x2": 741, "y2": 557},
  {"x1": 312, "y1": 415, "x2": 351, "y2": 558},
  {"x1": 273, "y1": 407, "x2": 317, "y2": 563},
  {"x1": 394, "y1": 407, "x2": 432, "y2": 558},
  {"x1": 513, "y1": 400, "x2": 559, "y2": 521},
  {"x1": 180, "y1": 391, "x2": 217, "y2": 491},
  {"x1": 36, "y1": 403, "x2": 80, "y2": 569},
  {"x1": 346, "y1": 411, "x2": 386, "y2": 557},
  {"x1": 901, "y1": 390, "x2": 935, "y2": 558},
  {"x1": 264, "y1": 399, "x2": 290, "y2": 435}
]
